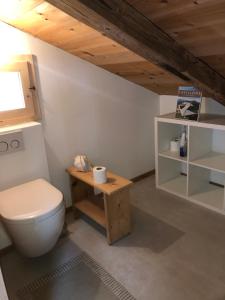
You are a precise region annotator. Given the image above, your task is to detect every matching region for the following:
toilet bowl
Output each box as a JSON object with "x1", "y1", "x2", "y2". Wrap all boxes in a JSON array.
[{"x1": 0, "y1": 179, "x2": 65, "y2": 257}]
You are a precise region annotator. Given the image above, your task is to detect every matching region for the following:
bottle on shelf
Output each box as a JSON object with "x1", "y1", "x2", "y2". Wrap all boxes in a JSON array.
[{"x1": 180, "y1": 130, "x2": 187, "y2": 157}]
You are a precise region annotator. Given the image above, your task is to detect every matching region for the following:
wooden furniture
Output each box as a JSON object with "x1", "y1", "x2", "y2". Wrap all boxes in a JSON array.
[
  {"x1": 155, "y1": 113, "x2": 225, "y2": 215},
  {"x1": 67, "y1": 166, "x2": 133, "y2": 244}
]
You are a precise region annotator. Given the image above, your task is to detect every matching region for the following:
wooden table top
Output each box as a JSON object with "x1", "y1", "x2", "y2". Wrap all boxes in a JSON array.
[{"x1": 67, "y1": 166, "x2": 133, "y2": 195}]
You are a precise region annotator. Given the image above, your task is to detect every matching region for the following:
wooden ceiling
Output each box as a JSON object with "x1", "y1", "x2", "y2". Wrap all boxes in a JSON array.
[
  {"x1": 0, "y1": 0, "x2": 225, "y2": 96},
  {"x1": 127, "y1": 0, "x2": 225, "y2": 78}
]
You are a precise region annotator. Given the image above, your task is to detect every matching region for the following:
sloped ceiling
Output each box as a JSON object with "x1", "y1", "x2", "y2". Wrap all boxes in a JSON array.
[
  {"x1": 0, "y1": 0, "x2": 225, "y2": 96},
  {"x1": 127, "y1": 0, "x2": 225, "y2": 78}
]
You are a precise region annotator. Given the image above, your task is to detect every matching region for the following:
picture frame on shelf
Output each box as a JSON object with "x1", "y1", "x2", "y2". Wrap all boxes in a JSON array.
[{"x1": 175, "y1": 86, "x2": 202, "y2": 121}]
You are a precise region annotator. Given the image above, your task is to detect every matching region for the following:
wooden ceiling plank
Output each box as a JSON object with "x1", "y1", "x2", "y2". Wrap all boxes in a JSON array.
[
  {"x1": 100, "y1": 61, "x2": 174, "y2": 83},
  {"x1": 128, "y1": 0, "x2": 225, "y2": 30},
  {"x1": 142, "y1": 82, "x2": 182, "y2": 95},
  {"x1": 0, "y1": 0, "x2": 44, "y2": 22},
  {"x1": 65, "y1": 38, "x2": 124, "y2": 54},
  {"x1": 70, "y1": 50, "x2": 145, "y2": 65},
  {"x1": 127, "y1": 0, "x2": 224, "y2": 22},
  {"x1": 45, "y1": 0, "x2": 225, "y2": 104},
  {"x1": 170, "y1": 25, "x2": 225, "y2": 44},
  {"x1": 202, "y1": 55, "x2": 225, "y2": 77}
]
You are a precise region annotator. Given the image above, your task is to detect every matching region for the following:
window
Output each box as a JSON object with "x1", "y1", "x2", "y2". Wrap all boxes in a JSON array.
[
  {"x1": 0, "y1": 72, "x2": 25, "y2": 111},
  {"x1": 0, "y1": 55, "x2": 40, "y2": 126}
]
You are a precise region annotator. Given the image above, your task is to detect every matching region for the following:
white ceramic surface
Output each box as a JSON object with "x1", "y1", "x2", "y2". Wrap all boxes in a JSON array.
[
  {"x1": 0, "y1": 179, "x2": 65, "y2": 257},
  {"x1": 3, "y1": 204, "x2": 65, "y2": 257},
  {"x1": 0, "y1": 179, "x2": 62, "y2": 221},
  {"x1": 0, "y1": 268, "x2": 8, "y2": 300}
]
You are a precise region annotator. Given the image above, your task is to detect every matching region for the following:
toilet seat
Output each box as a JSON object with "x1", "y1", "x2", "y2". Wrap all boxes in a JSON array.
[{"x1": 0, "y1": 179, "x2": 63, "y2": 224}]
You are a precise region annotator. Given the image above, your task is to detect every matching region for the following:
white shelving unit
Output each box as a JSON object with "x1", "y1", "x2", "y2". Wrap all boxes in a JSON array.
[{"x1": 155, "y1": 113, "x2": 225, "y2": 215}]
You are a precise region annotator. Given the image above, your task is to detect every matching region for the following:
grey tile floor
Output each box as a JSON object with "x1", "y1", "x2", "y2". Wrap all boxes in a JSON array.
[{"x1": 2, "y1": 176, "x2": 225, "y2": 300}]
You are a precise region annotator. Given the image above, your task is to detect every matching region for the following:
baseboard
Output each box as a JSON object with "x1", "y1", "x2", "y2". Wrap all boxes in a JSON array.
[{"x1": 131, "y1": 169, "x2": 155, "y2": 183}]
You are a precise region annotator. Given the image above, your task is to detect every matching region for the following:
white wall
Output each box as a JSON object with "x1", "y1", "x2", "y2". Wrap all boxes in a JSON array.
[
  {"x1": 159, "y1": 95, "x2": 225, "y2": 115},
  {"x1": 159, "y1": 95, "x2": 178, "y2": 115},
  {"x1": 0, "y1": 22, "x2": 159, "y2": 208},
  {"x1": 0, "y1": 123, "x2": 49, "y2": 191},
  {"x1": 38, "y1": 50, "x2": 159, "y2": 205}
]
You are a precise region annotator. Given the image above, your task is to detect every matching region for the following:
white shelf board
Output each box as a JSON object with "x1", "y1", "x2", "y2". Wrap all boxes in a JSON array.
[
  {"x1": 157, "y1": 113, "x2": 225, "y2": 130},
  {"x1": 189, "y1": 184, "x2": 224, "y2": 211},
  {"x1": 159, "y1": 175, "x2": 187, "y2": 197},
  {"x1": 190, "y1": 152, "x2": 225, "y2": 173},
  {"x1": 159, "y1": 150, "x2": 187, "y2": 162}
]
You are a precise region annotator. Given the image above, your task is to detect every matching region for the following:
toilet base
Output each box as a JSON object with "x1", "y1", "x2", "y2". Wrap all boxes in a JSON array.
[{"x1": 3, "y1": 205, "x2": 65, "y2": 258}]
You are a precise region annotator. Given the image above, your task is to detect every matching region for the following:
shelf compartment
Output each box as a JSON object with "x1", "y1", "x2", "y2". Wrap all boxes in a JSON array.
[
  {"x1": 189, "y1": 126, "x2": 225, "y2": 167},
  {"x1": 190, "y1": 184, "x2": 224, "y2": 211},
  {"x1": 159, "y1": 149, "x2": 187, "y2": 162},
  {"x1": 190, "y1": 151, "x2": 225, "y2": 173},
  {"x1": 188, "y1": 165, "x2": 225, "y2": 212},
  {"x1": 158, "y1": 156, "x2": 187, "y2": 197},
  {"x1": 75, "y1": 196, "x2": 106, "y2": 228},
  {"x1": 158, "y1": 122, "x2": 187, "y2": 155},
  {"x1": 159, "y1": 175, "x2": 187, "y2": 196}
]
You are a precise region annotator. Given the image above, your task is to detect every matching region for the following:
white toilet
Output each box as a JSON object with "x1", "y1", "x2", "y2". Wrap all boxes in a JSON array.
[{"x1": 0, "y1": 179, "x2": 65, "y2": 257}]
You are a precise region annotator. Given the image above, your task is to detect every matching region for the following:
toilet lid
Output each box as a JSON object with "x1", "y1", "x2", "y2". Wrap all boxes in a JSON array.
[{"x1": 0, "y1": 179, "x2": 63, "y2": 221}]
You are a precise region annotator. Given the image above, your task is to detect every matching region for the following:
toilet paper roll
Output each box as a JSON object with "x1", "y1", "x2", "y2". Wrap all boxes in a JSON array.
[
  {"x1": 170, "y1": 140, "x2": 180, "y2": 152},
  {"x1": 93, "y1": 166, "x2": 107, "y2": 184}
]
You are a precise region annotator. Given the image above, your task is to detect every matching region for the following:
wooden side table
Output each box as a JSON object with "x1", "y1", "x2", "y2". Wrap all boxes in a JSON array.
[{"x1": 67, "y1": 166, "x2": 133, "y2": 244}]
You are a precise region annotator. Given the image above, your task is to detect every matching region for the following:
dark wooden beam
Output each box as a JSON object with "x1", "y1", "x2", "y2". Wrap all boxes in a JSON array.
[{"x1": 46, "y1": 0, "x2": 225, "y2": 104}]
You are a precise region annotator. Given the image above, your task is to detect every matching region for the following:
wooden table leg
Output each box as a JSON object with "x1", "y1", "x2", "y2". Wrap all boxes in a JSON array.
[{"x1": 104, "y1": 188, "x2": 131, "y2": 244}]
